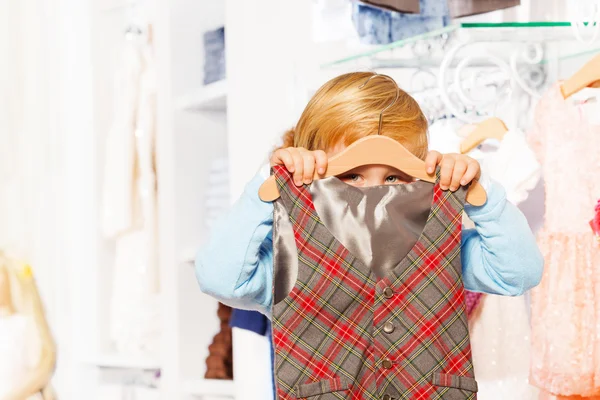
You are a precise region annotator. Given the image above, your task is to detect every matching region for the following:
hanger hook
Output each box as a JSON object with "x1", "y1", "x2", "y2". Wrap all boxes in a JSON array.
[{"x1": 358, "y1": 73, "x2": 400, "y2": 135}]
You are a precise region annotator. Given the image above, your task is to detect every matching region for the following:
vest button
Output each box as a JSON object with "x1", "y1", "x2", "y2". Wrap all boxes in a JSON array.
[
  {"x1": 383, "y1": 287, "x2": 394, "y2": 298},
  {"x1": 382, "y1": 358, "x2": 393, "y2": 369},
  {"x1": 382, "y1": 395, "x2": 394, "y2": 400},
  {"x1": 383, "y1": 321, "x2": 395, "y2": 334}
]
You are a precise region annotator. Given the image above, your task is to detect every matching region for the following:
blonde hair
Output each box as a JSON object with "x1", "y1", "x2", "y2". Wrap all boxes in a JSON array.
[{"x1": 281, "y1": 72, "x2": 428, "y2": 159}]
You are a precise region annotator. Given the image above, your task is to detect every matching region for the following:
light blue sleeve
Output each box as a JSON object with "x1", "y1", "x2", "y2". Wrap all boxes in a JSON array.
[
  {"x1": 461, "y1": 180, "x2": 544, "y2": 296},
  {"x1": 195, "y1": 171, "x2": 274, "y2": 315}
]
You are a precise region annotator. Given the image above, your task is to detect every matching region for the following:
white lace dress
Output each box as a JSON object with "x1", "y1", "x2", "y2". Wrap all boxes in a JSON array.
[
  {"x1": 103, "y1": 39, "x2": 160, "y2": 357},
  {"x1": 429, "y1": 120, "x2": 541, "y2": 400}
]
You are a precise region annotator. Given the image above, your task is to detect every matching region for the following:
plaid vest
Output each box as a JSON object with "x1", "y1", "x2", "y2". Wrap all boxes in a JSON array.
[{"x1": 271, "y1": 165, "x2": 477, "y2": 400}]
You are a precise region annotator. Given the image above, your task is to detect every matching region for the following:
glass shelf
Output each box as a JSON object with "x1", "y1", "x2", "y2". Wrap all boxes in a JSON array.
[{"x1": 322, "y1": 22, "x2": 600, "y2": 69}]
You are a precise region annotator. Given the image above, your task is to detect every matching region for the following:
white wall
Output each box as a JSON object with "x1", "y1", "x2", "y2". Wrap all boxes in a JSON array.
[{"x1": 226, "y1": 0, "x2": 313, "y2": 199}]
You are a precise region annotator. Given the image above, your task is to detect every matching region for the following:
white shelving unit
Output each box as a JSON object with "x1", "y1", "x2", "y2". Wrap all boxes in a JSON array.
[
  {"x1": 83, "y1": 353, "x2": 161, "y2": 371},
  {"x1": 154, "y1": 0, "x2": 231, "y2": 399},
  {"x1": 73, "y1": 0, "x2": 314, "y2": 399},
  {"x1": 182, "y1": 379, "x2": 235, "y2": 397},
  {"x1": 74, "y1": 0, "x2": 234, "y2": 399},
  {"x1": 177, "y1": 80, "x2": 228, "y2": 112},
  {"x1": 66, "y1": 1, "x2": 169, "y2": 398}
]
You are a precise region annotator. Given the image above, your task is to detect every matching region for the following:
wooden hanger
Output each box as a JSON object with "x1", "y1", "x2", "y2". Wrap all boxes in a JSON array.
[
  {"x1": 259, "y1": 74, "x2": 487, "y2": 206},
  {"x1": 561, "y1": 53, "x2": 600, "y2": 99},
  {"x1": 259, "y1": 135, "x2": 487, "y2": 206},
  {"x1": 459, "y1": 117, "x2": 508, "y2": 154}
]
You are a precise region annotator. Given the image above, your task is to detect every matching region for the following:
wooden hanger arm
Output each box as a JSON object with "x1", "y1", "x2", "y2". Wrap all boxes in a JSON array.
[
  {"x1": 561, "y1": 53, "x2": 600, "y2": 99},
  {"x1": 460, "y1": 117, "x2": 508, "y2": 154},
  {"x1": 258, "y1": 175, "x2": 281, "y2": 202},
  {"x1": 258, "y1": 136, "x2": 487, "y2": 206},
  {"x1": 465, "y1": 181, "x2": 486, "y2": 206},
  {"x1": 258, "y1": 174, "x2": 486, "y2": 206}
]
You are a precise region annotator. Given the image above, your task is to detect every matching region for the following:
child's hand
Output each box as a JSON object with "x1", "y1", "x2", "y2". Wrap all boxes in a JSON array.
[
  {"x1": 271, "y1": 147, "x2": 328, "y2": 186},
  {"x1": 425, "y1": 151, "x2": 481, "y2": 191}
]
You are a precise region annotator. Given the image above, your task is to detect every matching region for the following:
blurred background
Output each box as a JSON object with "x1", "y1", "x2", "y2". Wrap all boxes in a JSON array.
[{"x1": 1, "y1": 0, "x2": 600, "y2": 399}]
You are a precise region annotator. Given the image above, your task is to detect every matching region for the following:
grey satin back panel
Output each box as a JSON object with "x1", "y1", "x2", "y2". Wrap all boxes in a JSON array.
[{"x1": 273, "y1": 177, "x2": 433, "y2": 304}]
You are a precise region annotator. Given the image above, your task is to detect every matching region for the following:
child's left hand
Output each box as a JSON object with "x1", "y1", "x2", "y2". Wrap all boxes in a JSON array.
[{"x1": 425, "y1": 151, "x2": 481, "y2": 191}]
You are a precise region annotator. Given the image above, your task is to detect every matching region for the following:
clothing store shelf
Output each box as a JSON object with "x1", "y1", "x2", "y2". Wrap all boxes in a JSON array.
[
  {"x1": 182, "y1": 378, "x2": 235, "y2": 397},
  {"x1": 84, "y1": 352, "x2": 161, "y2": 370},
  {"x1": 322, "y1": 22, "x2": 596, "y2": 69},
  {"x1": 178, "y1": 80, "x2": 228, "y2": 112}
]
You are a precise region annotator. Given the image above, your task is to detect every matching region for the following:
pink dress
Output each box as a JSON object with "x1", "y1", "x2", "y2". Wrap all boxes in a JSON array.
[{"x1": 528, "y1": 83, "x2": 600, "y2": 398}]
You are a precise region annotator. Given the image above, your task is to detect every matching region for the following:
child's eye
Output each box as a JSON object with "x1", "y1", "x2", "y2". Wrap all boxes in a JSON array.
[
  {"x1": 385, "y1": 176, "x2": 399, "y2": 183},
  {"x1": 340, "y1": 174, "x2": 363, "y2": 184}
]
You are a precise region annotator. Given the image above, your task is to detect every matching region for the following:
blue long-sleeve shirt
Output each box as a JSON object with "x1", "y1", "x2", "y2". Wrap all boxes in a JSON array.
[{"x1": 196, "y1": 171, "x2": 543, "y2": 317}]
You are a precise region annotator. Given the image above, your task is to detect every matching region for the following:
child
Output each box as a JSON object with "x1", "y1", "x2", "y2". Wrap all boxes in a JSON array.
[{"x1": 196, "y1": 72, "x2": 543, "y2": 398}]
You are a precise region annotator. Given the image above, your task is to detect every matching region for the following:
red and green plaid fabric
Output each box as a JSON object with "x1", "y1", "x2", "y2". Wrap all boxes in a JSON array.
[{"x1": 271, "y1": 165, "x2": 477, "y2": 400}]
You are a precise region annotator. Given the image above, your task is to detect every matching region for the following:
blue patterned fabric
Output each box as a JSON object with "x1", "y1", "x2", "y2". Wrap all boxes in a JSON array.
[
  {"x1": 390, "y1": 13, "x2": 450, "y2": 42},
  {"x1": 418, "y1": 0, "x2": 449, "y2": 16},
  {"x1": 353, "y1": 4, "x2": 391, "y2": 44},
  {"x1": 203, "y1": 27, "x2": 226, "y2": 85},
  {"x1": 353, "y1": 0, "x2": 451, "y2": 45}
]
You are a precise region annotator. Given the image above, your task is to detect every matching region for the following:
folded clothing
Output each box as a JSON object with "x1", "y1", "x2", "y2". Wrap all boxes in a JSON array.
[
  {"x1": 203, "y1": 26, "x2": 226, "y2": 85},
  {"x1": 352, "y1": 1, "x2": 450, "y2": 45}
]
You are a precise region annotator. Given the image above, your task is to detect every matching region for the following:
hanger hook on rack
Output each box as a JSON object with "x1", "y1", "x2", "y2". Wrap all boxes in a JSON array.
[{"x1": 358, "y1": 73, "x2": 400, "y2": 135}]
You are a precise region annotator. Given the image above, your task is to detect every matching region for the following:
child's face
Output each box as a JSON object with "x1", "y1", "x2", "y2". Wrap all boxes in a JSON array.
[{"x1": 327, "y1": 143, "x2": 413, "y2": 188}]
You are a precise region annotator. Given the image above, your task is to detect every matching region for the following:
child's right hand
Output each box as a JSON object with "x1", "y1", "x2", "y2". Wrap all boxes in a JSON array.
[{"x1": 270, "y1": 147, "x2": 328, "y2": 186}]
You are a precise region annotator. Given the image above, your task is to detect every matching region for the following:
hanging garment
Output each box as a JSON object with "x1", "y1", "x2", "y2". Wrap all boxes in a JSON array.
[
  {"x1": 0, "y1": 314, "x2": 43, "y2": 400},
  {"x1": 591, "y1": 199, "x2": 600, "y2": 239},
  {"x1": 464, "y1": 291, "x2": 484, "y2": 317},
  {"x1": 271, "y1": 165, "x2": 477, "y2": 399},
  {"x1": 104, "y1": 37, "x2": 161, "y2": 357},
  {"x1": 528, "y1": 83, "x2": 600, "y2": 398},
  {"x1": 352, "y1": 0, "x2": 450, "y2": 45},
  {"x1": 102, "y1": 40, "x2": 140, "y2": 238},
  {"x1": 477, "y1": 130, "x2": 540, "y2": 205},
  {"x1": 429, "y1": 119, "x2": 541, "y2": 400},
  {"x1": 429, "y1": 120, "x2": 541, "y2": 205},
  {"x1": 447, "y1": 0, "x2": 521, "y2": 17}
]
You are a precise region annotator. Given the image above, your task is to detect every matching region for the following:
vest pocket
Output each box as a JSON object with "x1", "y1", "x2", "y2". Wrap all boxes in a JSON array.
[
  {"x1": 293, "y1": 377, "x2": 350, "y2": 398},
  {"x1": 431, "y1": 372, "x2": 478, "y2": 394}
]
